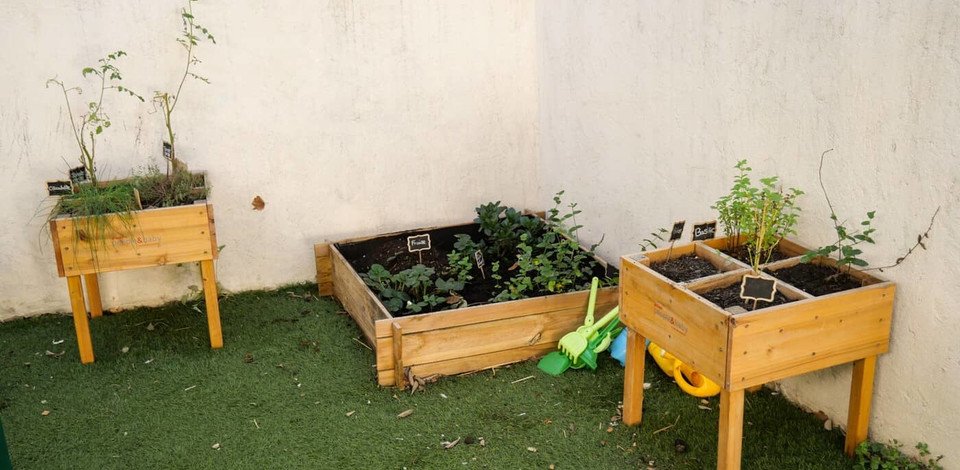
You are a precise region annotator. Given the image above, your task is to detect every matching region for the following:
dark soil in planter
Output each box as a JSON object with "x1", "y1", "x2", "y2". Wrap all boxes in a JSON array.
[
  {"x1": 720, "y1": 245, "x2": 791, "y2": 265},
  {"x1": 765, "y1": 263, "x2": 864, "y2": 296},
  {"x1": 337, "y1": 222, "x2": 616, "y2": 315},
  {"x1": 649, "y1": 255, "x2": 720, "y2": 282},
  {"x1": 699, "y1": 283, "x2": 794, "y2": 312}
]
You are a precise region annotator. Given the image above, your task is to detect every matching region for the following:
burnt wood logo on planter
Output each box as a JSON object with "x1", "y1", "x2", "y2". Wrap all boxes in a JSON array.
[
  {"x1": 654, "y1": 302, "x2": 688, "y2": 335},
  {"x1": 69, "y1": 166, "x2": 89, "y2": 184},
  {"x1": 692, "y1": 221, "x2": 717, "y2": 241},
  {"x1": 47, "y1": 181, "x2": 73, "y2": 196},
  {"x1": 739, "y1": 275, "x2": 778, "y2": 303},
  {"x1": 406, "y1": 234, "x2": 431, "y2": 252},
  {"x1": 670, "y1": 220, "x2": 686, "y2": 242}
]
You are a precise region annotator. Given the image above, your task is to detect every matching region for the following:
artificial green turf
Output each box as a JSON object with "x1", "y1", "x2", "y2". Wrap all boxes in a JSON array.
[{"x1": 0, "y1": 284, "x2": 855, "y2": 469}]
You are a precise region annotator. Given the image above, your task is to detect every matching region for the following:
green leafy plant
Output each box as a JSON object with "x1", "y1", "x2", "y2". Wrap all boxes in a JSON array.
[
  {"x1": 361, "y1": 264, "x2": 465, "y2": 315},
  {"x1": 744, "y1": 176, "x2": 803, "y2": 271},
  {"x1": 854, "y1": 440, "x2": 943, "y2": 470},
  {"x1": 493, "y1": 191, "x2": 607, "y2": 301},
  {"x1": 712, "y1": 159, "x2": 755, "y2": 250},
  {"x1": 802, "y1": 149, "x2": 940, "y2": 275},
  {"x1": 639, "y1": 227, "x2": 668, "y2": 252},
  {"x1": 474, "y1": 202, "x2": 544, "y2": 260},
  {"x1": 155, "y1": 0, "x2": 216, "y2": 176},
  {"x1": 47, "y1": 50, "x2": 144, "y2": 187},
  {"x1": 712, "y1": 160, "x2": 803, "y2": 271},
  {"x1": 445, "y1": 234, "x2": 483, "y2": 283}
]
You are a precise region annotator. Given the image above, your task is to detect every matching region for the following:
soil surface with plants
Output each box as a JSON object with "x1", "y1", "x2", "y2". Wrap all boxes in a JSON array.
[
  {"x1": 699, "y1": 283, "x2": 793, "y2": 312},
  {"x1": 766, "y1": 263, "x2": 863, "y2": 297},
  {"x1": 720, "y1": 245, "x2": 791, "y2": 265},
  {"x1": 649, "y1": 255, "x2": 720, "y2": 282},
  {"x1": 339, "y1": 196, "x2": 616, "y2": 317}
]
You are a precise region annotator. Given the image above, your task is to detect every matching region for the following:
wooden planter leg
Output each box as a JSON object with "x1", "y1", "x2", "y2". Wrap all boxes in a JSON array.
[
  {"x1": 844, "y1": 356, "x2": 877, "y2": 456},
  {"x1": 622, "y1": 328, "x2": 646, "y2": 425},
  {"x1": 83, "y1": 273, "x2": 103, "y2": 318},
  {"x1": 718, "y1": 388, "x2": 745, "y2": 470},
  {"x1": 67, "y1": 276, "x2": 94, "y2": 364},
  {"x1": 392, "y1": 322, "x2": 405, "y2": 389},
  {"x1": 200, "y1": 260, "x2": 223, "y2": 349}
]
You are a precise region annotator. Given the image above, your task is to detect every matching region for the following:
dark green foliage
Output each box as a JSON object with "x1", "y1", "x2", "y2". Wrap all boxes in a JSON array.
[
  {"x1": 474, "y1": 201, "x2": 544, "y2": 259},
  {"x1": 0, "y1": 285, "x2": 888, "y2": 469},
  {"x1": 854, "y1": 440, "x2": 944, "y2": 470},
  {"x1": 493, "y1": 191, "x2": 608, "y2": 301},
  {"x1": 361, "y1": 264, "x2": 463, "y2": 315}
]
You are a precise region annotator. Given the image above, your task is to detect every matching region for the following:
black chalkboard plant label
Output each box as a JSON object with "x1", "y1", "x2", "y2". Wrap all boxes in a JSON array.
[
  {"x1": 69, "y1": 166, "x2": 89, "y2": 184},
  {"x1": 692, "y1": 221, "x2": 717, "y2": 241},
  {"x1": 407, "y1": 234, "x2": 431, "y2": 263},
  {"x1": 670, "y1": 220, "x2": 686, "y2": 242},
  {"x1": 47, "y1": 180, "x2": 73, "y2": 196},
  {"x1": 739, "y1": 274, "x2": 777, "y2": 303}
]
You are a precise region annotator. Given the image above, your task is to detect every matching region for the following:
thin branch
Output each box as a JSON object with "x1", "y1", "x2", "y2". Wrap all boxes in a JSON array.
[{"x1": 865, "y1": 206, "x2": 941, "y2": 272}]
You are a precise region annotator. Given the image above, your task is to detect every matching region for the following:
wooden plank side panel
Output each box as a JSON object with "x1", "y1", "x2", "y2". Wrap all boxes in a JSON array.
[
  {"x1": 54, "y1": 205, "x2": 215, "y2": 276},
  {"x1": 376, "y1": 297, "x2": 617, "y2": 367},
  {"x1": 314, "y1": 243, "x2": 333, "y2": 296},
  {"x1": 727, "y1": 283, "x2": 895, "y2": 389},
  {"x1": 374, "y1": 287, "x2": 618, "y2": 338},
  {"x1": 331, "y1": 246, "x2": 390, "y2": 346},
  {"x1": 377, "y1": 342, "x2": 561, "y2": 387},
  {"x1": 620, "y1": 257, "x2": 729, "y2": 386}
]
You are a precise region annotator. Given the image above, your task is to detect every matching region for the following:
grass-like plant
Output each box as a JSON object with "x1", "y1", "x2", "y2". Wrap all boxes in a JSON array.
[{"x1": 132, "y1": 164, "x2": 208, "y2": 208}]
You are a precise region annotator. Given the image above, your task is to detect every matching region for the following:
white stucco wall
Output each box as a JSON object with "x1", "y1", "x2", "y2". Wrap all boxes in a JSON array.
[
  {"x1": 538, "y1": 0, "x2": 959, "y2": 463},
  {"x1": 0, "y1": 0, "x2": 539, "y2": 318}
]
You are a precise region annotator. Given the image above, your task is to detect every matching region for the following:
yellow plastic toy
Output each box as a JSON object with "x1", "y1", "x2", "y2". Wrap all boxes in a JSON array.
[{"x1": 648, "y1": 342, "x2": 721, "y2": 398}]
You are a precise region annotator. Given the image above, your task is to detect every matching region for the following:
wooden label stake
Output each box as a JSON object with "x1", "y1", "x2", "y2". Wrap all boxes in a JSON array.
[{"x1": 407, "y1": 234, "x2": 431, "y2": 265}]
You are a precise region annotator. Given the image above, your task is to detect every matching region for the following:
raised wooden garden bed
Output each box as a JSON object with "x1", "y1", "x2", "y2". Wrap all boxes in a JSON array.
[
  {"x1": 314, "y1": 219, "x2": 618, "y2": 388},
  {"x1": 50, "y1": 200, "x2": 222, "y2": 364},
  {"x1": 619, "y1": 236, "x2": 894, "y2": 469}
]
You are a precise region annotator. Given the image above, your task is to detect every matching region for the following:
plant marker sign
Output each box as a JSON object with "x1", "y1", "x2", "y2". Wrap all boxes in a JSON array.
[
  {"x1": 407, "y1": 234, "x2": 431, "y2": 264},
  {"x1": 739, "y1": 274, "x2": 778, "y2": 310},
  {"x1": 69, "y1": 166, "x2": 89, "y2": 184},
  {"x1": 667, "y1": 220, "x2": 685, "y2": 259},
  {"x1": 475, "y1": 249, "x2": 486, "y2": 279},
  {"x1": 163, "y1": 141, "x2": 173, "y2": 160},
  {"x1": 692, "y1": 221, "x2": 717, "y2": 241},
  {"x1": 46, "y1": 180, "x2": 73, "y2": 196},
  {"x1": 669, "y1": 220, "x2": 686, "y2": 242}
]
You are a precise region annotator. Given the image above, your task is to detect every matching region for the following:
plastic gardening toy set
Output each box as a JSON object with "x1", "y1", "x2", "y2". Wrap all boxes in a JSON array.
[{"x1": 537, "y1": 277, "x2": 721, "y2": 398}]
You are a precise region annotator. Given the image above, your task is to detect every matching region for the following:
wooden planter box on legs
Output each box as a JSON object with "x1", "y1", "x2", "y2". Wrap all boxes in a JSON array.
[
  {"x1": 619, "y1": 237, "x2": 894, "y2": 470},
  {"x1": 50, "y1": 201, "x2": 222, "y2": 363},
  {"x1": 315, "y1": 221, "x2": 618, "y2": 388}
]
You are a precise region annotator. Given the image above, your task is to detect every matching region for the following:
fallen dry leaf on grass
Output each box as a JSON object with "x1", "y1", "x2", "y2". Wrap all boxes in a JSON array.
[
  {"x1": 346, "y1": 410, "x2": 356, "y2": 417},
  {"x1": 212, "y1": 443, "x2": 221, "y2": 450},
  {"x1": 441, "y1": 438, "x2": 461, "y2": 449},
  {"x1": 252, "y1": 195, "x2": 265, "y2": 211},
  {"x1": 397, "y1": 409, "x2": 414, "y2": 419},
  {"x1": 41, "y1": 410, "x2": 50, "y2": 416}
]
